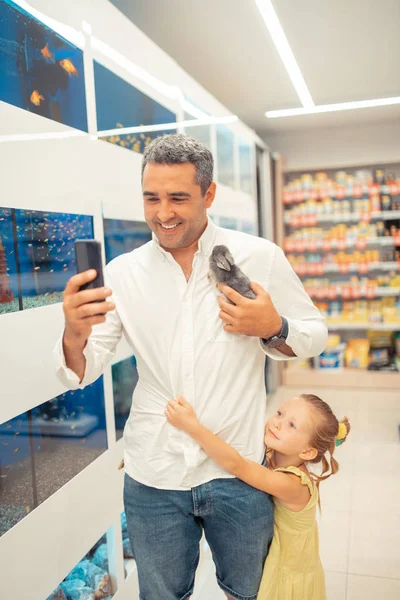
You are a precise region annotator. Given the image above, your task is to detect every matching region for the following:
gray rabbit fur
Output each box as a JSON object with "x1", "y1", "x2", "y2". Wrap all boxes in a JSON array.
[{"x1": 208, "y1": 245, "x2": 256, "y2": 301}]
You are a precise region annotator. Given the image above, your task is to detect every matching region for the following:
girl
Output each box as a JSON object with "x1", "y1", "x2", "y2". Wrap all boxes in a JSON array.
[{"x1": 165, "y1": 393, "x2": 350, "y2": 600}]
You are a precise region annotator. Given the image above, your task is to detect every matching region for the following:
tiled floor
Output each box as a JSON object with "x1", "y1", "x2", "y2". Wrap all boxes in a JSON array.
[{"x1": 192, "y1": 385, "x2": 400, "y2": 600}]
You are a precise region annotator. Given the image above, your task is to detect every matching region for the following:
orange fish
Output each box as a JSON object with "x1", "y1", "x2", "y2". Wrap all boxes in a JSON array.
[
  {"x1": 41, "y1": 44, "x2": 54, "y2": 62},
  {"x1": 30, "y1": 90, "x2": 44, "y2": 106},
  {"x1": 59, "y1": 59, "x2": 78, "y2": 76}
]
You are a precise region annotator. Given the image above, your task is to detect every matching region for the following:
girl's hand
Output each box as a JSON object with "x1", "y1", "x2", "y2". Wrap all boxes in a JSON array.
[{"x1": 165, "y1": 396, "x2": 199, "y2": 434}]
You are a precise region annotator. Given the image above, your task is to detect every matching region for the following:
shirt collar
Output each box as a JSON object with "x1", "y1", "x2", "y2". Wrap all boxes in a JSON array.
[{"x1": 152, "y1": 215, "x2": 216, "y2": 258}]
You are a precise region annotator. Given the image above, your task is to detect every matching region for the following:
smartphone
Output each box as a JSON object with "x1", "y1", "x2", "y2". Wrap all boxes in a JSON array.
[{"x1": 75, "y1": 239, "x2": 105, "y2": 291}]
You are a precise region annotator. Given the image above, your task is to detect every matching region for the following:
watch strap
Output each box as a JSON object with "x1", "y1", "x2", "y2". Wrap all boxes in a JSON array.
[{"x1": 262, "y1": 316, "x2": 288, "y2": 345}]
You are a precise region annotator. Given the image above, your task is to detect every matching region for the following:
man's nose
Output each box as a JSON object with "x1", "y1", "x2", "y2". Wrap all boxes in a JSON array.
[{"x1": 157, "y1": 201, "x2": 175, "y2": 222}]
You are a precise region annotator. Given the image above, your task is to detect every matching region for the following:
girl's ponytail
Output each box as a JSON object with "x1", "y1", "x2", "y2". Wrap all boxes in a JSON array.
[{"x1": 300, "y1": 395, "x2": 351, "y2": 495}]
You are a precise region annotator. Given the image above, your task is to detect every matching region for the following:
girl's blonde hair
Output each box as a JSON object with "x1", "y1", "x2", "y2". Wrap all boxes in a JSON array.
[{"x1": 300, "y1": 394, "x2": 350, "y2": 488}]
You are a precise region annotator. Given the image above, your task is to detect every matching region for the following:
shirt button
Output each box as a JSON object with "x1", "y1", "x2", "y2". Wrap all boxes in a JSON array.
[{"x1": 184, "y1": 372, "x2": 191, "y2": 379}]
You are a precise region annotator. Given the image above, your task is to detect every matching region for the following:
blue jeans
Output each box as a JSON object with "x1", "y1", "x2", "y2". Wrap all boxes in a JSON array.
[{"x1": 124, "y1": 473, "x2": 274, "y2": 600}]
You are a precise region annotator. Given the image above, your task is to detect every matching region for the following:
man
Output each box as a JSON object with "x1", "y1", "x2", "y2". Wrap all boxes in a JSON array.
[{"x1": 55, "y1": 134, "x2": 327, "y2": 600}]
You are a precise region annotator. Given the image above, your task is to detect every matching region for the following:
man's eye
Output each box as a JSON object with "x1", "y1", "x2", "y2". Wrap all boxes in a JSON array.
[
  {"x1": 277, "y1": 410, "x2": 282, "y2": 417},
  {"x1": 290, "y1": 422, "x2": 296, "y2": 429}
]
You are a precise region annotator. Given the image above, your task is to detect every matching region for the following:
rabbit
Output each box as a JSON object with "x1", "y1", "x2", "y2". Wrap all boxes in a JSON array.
[{"x1": 208, "y1": 245, "x2": 256, "y2": 302}]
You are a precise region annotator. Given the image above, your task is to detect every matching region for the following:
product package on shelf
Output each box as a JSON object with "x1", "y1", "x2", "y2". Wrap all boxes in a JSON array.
[
  {"x1": 312, "y1": 334, "x2": 346, "y2": 370},
  {"x1": 367, "y1": 330, "x2": 400, "y2": 371},
  {"x1": 394, "y1": 332, "x2": 400, "y2": 370},
  {"x1": 344, "y1": 339, "x2": 370, "y2": 369}
]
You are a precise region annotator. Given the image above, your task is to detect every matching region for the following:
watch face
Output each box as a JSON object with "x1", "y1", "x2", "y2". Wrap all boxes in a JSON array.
[{"x1": 267, "y1": 336, "x2": 286, "y2": 349}]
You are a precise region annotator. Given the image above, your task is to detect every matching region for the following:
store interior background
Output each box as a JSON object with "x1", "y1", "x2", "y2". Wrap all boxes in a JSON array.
[{"x1": 0, "y1": 1, "x2": 399, "y2": 599}]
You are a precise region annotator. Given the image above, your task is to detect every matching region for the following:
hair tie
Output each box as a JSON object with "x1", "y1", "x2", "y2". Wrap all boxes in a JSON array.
[{"x1": 335, "y1": 421, "x2": 347, "y2": 447}]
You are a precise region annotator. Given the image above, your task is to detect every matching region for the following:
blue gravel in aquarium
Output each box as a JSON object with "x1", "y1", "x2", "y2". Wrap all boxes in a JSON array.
[
  {"x1": 121, "y1": 511, "x2": 134, "y2": 579},
  {"x1": 94, "y1": 60, "x2": 176, "y2": 154},
  {"x1": 103, "y1": 218, "x2": 152, "y2": 263},
  {"x1": 0, "y1": 207, "x2": 19, "y2": 314},
  {"x1": 219, "y1": 216, "x2": 238, "y2": 231},
  {"x1": 0, "y1": 0, "x2": 88, "y2": 130},
  {"x1": 216, "y1": 124, "x2": 235, "y2": 188},
  {"x1": 15, "y1": 208, "x2": 93, "y2": 310},
  {"x1": 112, "y1": 356, "x2": 138, "y2": 440},
  {"x1": 121, "y1": 512, "x2": 134, "y2": 560},
  {"x1": 48, "y1": 533, "x2": 113, "y2": 600},
  {"x1": 0, "y1": 377, "x2": 107, "y2": 536},
  {"x1": 0, "y1": 410, "x2": 40, "y2": 536}
]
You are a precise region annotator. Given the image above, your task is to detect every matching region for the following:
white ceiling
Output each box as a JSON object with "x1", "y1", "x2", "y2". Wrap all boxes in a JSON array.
[{"x1": 110, "y1": 0, "x2": 400, "y2": 135}]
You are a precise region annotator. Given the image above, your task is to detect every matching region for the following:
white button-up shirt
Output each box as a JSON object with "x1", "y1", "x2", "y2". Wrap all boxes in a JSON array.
[{"x1": 54, "y1": 218, "x2": 327, "y2": 490}]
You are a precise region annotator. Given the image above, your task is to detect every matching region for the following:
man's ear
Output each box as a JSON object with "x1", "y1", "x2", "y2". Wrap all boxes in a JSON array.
[
  {"x1": 205, "y1": 182, "x2": 216, "y2": 209},
  {"x1": 299, "y1": 447, "x2": 318, "y2": 461}
]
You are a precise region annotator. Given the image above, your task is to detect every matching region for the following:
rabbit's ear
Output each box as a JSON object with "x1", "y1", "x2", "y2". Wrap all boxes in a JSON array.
[
  {"x1": 215, "y1": 256, "x2": 232, "y2": 271},
  {"x1": 225, "y1": 250, "x2": 235, "y2": 266}
]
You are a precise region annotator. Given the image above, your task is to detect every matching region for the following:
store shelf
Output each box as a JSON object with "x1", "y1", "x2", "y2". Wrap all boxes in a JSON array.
[
  {"x1": 285, "y1": 236, "x2": 398, "y2": 252},
  {"x1": 375, "y1": 287, "x2": 400, "y2": 296},
  {"x1": 307, "y1": 287, "x2": 400, "y2": 301},
  {"x1": 294, "y1": 261, "x2": 399, "y2": 276},
  {"x1": 284, "y1": 210, "x2": 400, "y2": 226},
  {"x1": 305, "y1": 287, "x2": 400, "y2": 302},
  {"x1": 326, "y1": 322, "x2": 400, "y2": 331},
  {"x1": 283, "y1": 366, "x2": 400, "y2": 389}
]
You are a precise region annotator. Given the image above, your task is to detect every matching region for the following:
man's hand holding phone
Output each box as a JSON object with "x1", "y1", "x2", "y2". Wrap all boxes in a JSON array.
[
  {"x1": 61, "y1": 240, "x2": 115, "y2": 382},
  {"x1": 63, "y1": 269, "x2": 115, "y2": 344}
]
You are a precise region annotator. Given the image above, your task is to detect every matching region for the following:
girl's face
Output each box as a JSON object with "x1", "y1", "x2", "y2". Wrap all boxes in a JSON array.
[{"x1": 264, "y1": 397, "x2": 316, "y2": 457}]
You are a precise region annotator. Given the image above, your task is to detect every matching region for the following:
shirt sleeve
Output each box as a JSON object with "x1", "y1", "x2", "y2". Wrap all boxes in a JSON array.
[
  {"x1": 260, "y1": 245, "x2": 328, "y2": 361},
  {"x1": 53, "y1": 267, "x2": 123, "y2": 389}
]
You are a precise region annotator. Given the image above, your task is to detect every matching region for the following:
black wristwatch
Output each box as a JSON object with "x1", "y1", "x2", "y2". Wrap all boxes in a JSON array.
[{"x1": 262, "y1": 316, "x2": 289, "y2": 349}]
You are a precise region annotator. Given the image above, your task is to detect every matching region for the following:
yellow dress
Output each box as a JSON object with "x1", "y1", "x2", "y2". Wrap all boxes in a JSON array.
[{"x1": 257, "y1": 466, "x2": 326, "y2": 600}]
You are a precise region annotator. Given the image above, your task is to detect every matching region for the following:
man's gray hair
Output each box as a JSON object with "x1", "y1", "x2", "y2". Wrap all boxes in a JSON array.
[{"x1": 142, "y1": 133, "x2": 214, "y2": 195}]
